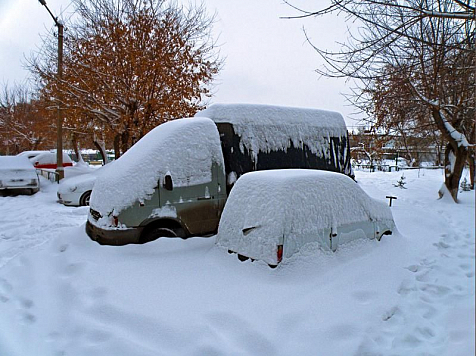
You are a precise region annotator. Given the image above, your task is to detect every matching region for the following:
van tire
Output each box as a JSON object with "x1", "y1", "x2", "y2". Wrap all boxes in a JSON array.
[
  {"x1": 140, "y1": 226, "x2": 185, "y2": 243},
  {"x1": 80, "y1": 191, "x2": 92, "y2": 206}
]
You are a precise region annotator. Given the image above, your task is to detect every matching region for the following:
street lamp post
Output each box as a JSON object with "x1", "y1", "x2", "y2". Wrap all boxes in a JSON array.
[{"x1": 38, "y1": 0, "x2": 64, "y2": 180}]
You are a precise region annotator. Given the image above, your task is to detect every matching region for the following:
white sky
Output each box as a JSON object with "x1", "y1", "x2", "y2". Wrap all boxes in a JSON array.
[{"x1": 0, "y1": 0, "x2": 359, "y2": 125}]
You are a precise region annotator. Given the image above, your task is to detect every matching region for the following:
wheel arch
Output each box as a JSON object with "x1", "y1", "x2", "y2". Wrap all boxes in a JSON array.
[
  {"x1": 140, "y1": 218, "x2": 188, "y2": 240},
  {"x1": 377, "y1": 229, "x2": 393, "y2": 241}
]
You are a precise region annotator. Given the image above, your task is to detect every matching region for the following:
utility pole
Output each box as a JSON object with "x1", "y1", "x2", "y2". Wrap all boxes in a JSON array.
[{"x1": 38, "y1": 0, "x2": 64, "y2": 180}]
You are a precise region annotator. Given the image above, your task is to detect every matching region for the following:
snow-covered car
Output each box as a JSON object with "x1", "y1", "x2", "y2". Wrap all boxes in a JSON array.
[
  {"x1": 17, "y1": 150, "x2": 51, "y2": 160},
  {"x1": 216, "y1": 169, "x2": 396, "y2": 267},
  {"x1": 57, "y1": 173, "x2": 95, "y2": 206},
  {"x1": 30, "y1": 151, "x2": 73, "y2": 169},
  {"x1": 57, "y1": 164, "x2": 109, "y2": 206},
  {"x1": 0, "y1": 156, "x2": 40, "y2": 195}
]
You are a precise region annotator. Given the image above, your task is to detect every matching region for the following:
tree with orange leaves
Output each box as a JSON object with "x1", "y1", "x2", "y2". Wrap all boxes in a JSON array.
[{"x1": 30, "y1": 0, "x2": 221, "y2": 159}]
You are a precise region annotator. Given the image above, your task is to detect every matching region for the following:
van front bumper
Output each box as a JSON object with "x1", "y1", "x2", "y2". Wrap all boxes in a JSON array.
[{"x1": 86, "y1": 220, "x2": 143, "y2": 245}]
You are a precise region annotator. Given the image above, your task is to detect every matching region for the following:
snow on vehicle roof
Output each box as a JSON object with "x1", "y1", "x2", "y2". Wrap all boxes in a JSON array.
[
  {"x1": 196, "y1": 103, "x2": 346, "y2": 129},
  {"x1": 195, "y1": 103, "x2": 348, "y2": 160},
  {"x1": 0, "y1": 156, "x2": 36, "y2": 170},
  {"x1": 17, "y1": 150, "x2": 51, "y2": 159},
  {"x1": 90, "y1": 117, "x2": 224, "y2": 216},
  {"x1": 216, "y1": 169, "x2": 394, "y2": 260},
  {"x1": 31, "y1": 152, "x2": 73, "y2": 164}
]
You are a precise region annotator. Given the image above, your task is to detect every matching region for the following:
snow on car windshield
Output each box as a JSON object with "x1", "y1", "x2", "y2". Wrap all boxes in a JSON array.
[
  {"x1": 0, "y1": 156, "x2": 37, "y2": 180},
  {"x1": 90, "y1": 117, "x2": 224, "y2": 216},
  {"x1": 196, "y1": 103, "x2": 348, "y2": 161},
  {"x1": 0, "y1": 156, "x2": 35, "y2": 171}
]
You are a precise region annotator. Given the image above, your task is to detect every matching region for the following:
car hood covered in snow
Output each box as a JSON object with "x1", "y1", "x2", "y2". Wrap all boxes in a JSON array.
[{"x1": 57, "y1": 172, "x2": 97, "y2": 194}]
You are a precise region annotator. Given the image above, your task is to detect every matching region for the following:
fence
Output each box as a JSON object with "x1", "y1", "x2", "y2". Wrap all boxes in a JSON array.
[
  {"x1": 36, "y1": 169, "x2": 59, "y2": 183},
  {"x1": 353, "y1": 164, "x2": 443, "y2": 173}
]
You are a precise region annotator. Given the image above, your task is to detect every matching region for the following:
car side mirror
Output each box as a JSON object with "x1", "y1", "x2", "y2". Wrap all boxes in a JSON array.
[{"x1": 163, "y1": 174, "x2": 173, "y2": 191}]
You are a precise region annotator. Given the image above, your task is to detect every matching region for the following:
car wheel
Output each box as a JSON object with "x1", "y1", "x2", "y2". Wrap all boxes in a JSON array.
[
  {"x1": 79, "y1": 191, "x2": 92, "y2": 206},
  {"x1": 377, "y1": 230, "x2": 392, "y2": 241},
  {"x1": 237, "y1": 254, "x2": 249, "y2": 262}
]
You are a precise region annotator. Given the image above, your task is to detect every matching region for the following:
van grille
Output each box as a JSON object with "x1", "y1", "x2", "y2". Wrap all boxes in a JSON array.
[{"x1": 89, "y1": 208, "x2": 102, "y2": 221}]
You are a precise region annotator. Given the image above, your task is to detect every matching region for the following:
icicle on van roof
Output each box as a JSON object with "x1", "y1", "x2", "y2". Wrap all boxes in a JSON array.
[{"x1": 196, "y1": 103, "x2": 347, "y2": 134}]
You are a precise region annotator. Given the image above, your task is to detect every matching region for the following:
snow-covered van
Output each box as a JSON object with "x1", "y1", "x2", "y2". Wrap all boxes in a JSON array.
[
  {"x1": 217, "y1": 170, "x2": 395, "y2": 266},
  {"x1": 86, "y1": 104, "x2": 353, "y2": 245}
]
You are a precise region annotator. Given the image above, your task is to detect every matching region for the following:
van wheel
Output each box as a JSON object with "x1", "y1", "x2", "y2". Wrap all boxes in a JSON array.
[
  {"x1": 140, "y1": 227, "x2": 184, "y2": 243},
  {"x1": 79, "y1": 191, "x2": 92, "y2": 206}
]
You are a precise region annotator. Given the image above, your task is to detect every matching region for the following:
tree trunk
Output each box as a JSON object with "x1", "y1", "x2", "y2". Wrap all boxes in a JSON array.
[
  {"x1": 121, "y1": 130, "x2": 130, "y2": 156},
  {"x1": 468, "y1": 151, "x2": 475, "y2": 190},
  {"x1": 114, "y1": 134, "x2": 121, "y2": 159},
  {"x1": 72, "y1": 134, "x2": 84, "y2": 164},
  {"x1": 92, "y1": 140, "x2": 107, "y2": 165},
  {"x1": 438, "y1": 143, "x2": 468, "y2": 202},
  {"x1": 431, "y1": 108, "x2": 470, "y2": 203}
]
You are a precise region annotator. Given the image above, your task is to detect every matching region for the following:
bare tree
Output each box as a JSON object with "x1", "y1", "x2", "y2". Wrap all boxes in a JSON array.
[
  {"x1": 284, "y1": 0, "x2": 475, "y2": 202},
  {"x1": 368, "y1": 65, "x2": 445, "y2": 166},
  {"x1": 29, "y1": 0, "x2": 221, "y2": 157}
]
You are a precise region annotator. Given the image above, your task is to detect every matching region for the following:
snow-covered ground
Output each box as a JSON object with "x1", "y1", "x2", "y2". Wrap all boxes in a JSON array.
[{"x1": 0, "y1": 169, "x2": 474, "y2": 356}]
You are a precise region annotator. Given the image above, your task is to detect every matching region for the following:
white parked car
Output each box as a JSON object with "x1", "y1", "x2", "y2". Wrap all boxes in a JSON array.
[
  {"x1": 216, "y1": 169, "x2": 396, "y2": 267},
  {"x1": 0, "y1": 156, "x2": 40, "y2": 195},
  {"x1": 57, "y1": 164, "x2": 109, "y2": 206}
]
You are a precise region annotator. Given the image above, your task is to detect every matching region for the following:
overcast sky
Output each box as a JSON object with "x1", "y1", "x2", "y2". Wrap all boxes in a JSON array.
[{"x1": 0, "y1": 0, "x2": 358, "y2": 125}]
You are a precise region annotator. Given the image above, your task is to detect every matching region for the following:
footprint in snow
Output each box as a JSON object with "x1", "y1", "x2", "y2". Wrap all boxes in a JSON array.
[
  {"x1": 421, "y1": 304, "x2": 438, "y2": 320},
  {"x1": 351, "y1": 290, "x2": 377, "y2": 305},
  {"x1": 397, "y1": 279, "x2": 417, "y2": 296},
  {"x1": 60, "y1": 262, "x2": 85, "y2": 277},
  {"x1": 418, "y1": 283, "x2": 451, "y2": 298},
  {"x1": 433, "y1": 241, "x2": 451, "y2": 249},
  {"x1": 459, "y1": 263, "x2": 472, "y2": 271},
  {"x1": 19, "y1": 298, "x2": 34, "y2": 309},
  {"x1": 18, "y1": 311, "x2": 36, "y2": 325},
  {"x1": 382, "y1": 306, "x2": 401, "y2": 322},
  {"x1": 404, "y1": 265, "x2": 420, "y2": 273},
  {"x1": 415, "y1": 270, "x2": 431, "y2": 282},
  {"x1": 0, "y1": 278, "x2": 13, "y2": 294}
]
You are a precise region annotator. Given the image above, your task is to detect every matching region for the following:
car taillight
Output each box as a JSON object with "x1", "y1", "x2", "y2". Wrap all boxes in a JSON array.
[
  {"x1": 113, "y1": 216, "x2": 118, "y2": 226},
  {"x1": 277, "y1": 245, "x2": 283, "y2": 263}
]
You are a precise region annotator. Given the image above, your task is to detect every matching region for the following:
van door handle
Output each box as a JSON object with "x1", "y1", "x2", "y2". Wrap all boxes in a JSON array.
[{"x1": 197, "y1": 196, "x2": 212, "y2": 200}]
